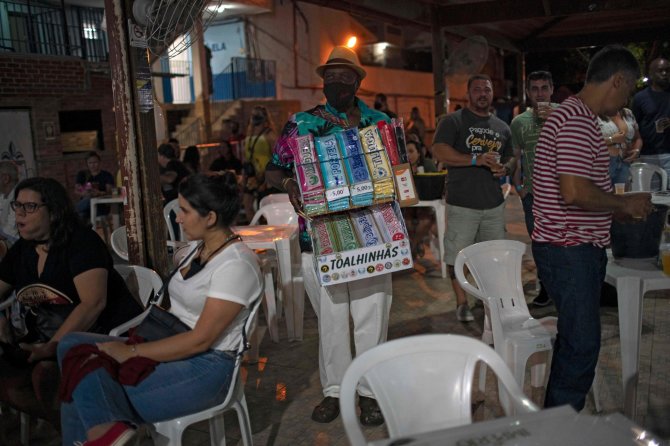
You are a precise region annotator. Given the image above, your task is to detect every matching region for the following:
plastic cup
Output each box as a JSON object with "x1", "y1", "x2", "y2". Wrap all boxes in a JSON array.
[
  {"x1": 492, "y1": 152, "x2": 501, "y2": 165},
  {"x1": 614, "y1": 183, "x2": 625, "y2": 195},
  {"x1": 661, "y1": 248, "x2": 670, "y2": 275}
]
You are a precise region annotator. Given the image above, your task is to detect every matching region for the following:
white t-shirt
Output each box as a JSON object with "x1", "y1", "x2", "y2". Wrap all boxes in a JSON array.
[{"x1": 168, "y1": 241, "x2": 262, "y2": 352}]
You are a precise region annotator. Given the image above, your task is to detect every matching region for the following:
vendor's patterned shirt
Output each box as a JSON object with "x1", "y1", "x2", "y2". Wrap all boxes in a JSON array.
[{"x1": 270, "y1": 97, "x2": 390, "y2": 251}]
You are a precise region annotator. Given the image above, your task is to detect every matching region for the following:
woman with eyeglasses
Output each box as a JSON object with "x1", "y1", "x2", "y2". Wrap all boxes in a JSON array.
[
  {"x1": 0, "y1": 177, "x2": 142, "y2": 429},
  {"x1": 57, "y1": 173, "x2": 263, "y2": 445}
]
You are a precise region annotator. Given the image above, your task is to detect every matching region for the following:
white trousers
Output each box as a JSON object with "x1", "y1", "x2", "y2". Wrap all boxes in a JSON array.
[{"x1": 302, "y1": 253, "x2": 392, "y2": 398}]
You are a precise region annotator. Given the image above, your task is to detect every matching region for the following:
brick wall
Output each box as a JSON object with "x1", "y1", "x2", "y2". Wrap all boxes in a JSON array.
[{"x1": 0, "y1": 53, "x2": 118, "y2": 200}]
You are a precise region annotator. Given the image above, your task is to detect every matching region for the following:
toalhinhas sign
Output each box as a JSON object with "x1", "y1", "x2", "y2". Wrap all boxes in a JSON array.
[{"x1": 314, "y1": 239, "x2": 413, "y2": 286}]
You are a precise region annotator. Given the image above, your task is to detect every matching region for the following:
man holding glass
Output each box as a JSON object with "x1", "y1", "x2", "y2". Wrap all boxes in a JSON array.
[
  {"x1": 532, "y1": 46, "x2": 653, "y2": 410},
  {"x1": 511, "y1": 71, "x2": 558, "y2": 307}
]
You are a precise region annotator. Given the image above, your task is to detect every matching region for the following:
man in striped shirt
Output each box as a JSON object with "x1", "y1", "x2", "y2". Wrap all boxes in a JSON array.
[{"x1": 532, "y1": 45, "x2": 653, "y2": 411}]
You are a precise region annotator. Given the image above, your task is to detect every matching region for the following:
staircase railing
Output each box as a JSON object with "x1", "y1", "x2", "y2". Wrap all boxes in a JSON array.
[{"x1": 174, "y1": 117, "x2": 203, "y2": 147}]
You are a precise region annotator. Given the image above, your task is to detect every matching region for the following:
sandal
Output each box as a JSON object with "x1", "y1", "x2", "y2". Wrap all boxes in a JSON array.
[
  {"x1": 359, "y1": 396, "x2": 384, "y2": 426},
  {"x1": 311, "y1": 396, "x2": 340, "y2": 423}
]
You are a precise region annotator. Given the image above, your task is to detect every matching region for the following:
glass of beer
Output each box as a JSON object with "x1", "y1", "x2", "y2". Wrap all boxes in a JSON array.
[{"x1": 661, "y1": 245, "x2": 670, "y2": 276}]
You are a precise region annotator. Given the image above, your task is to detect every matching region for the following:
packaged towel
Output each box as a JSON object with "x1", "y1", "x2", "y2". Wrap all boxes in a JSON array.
[
  {"x1": 312, "y1": 217, "x2": 337, "y2": 256},
  {"x1": 314, "y1": 134, "x2": 351, "y2": 212},
  {"x1": 336, "y1": 128, "x2": 374, "y2": 207},
  {"x1": 330, "y1": 214, "x2": 360, "y2": 251},
  {"x1": 372, "y1": 203, "x2": 406, "y2": 242},
  {"x1": 292, "y1": 135, "x2": 327, "y2": 216},
  {"x1": 358, "y1": 125, "x2": 396, "y2": 202},
  {"x1": 350, "y1": 209, "x2": 383, "y2": 247}
]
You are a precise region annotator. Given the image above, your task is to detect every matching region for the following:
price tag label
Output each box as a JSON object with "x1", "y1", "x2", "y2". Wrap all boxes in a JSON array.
[
  {"x1": 351, "y1": 182, "x2": 373, "y2": 196},
  {"x1": 326, "y1": 186, "x2": 350, "y2": 201}
]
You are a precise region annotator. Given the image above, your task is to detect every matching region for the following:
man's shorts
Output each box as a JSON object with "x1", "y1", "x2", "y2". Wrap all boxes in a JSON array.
[{"x1": 445, "y1": 202, "x2": 505, "y2": 265}]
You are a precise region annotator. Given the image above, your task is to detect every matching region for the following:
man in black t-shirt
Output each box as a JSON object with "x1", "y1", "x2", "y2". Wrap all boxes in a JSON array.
[
  {"x1": 432, "y1": 74, "x2": 515, "y2": 322},
  {"x1": 74, "y1": 151, "x2": 115, "y2": 222},
  {"x1": 632, "y1": 57, "x2": 670, "y2": 185},
  {"x1": 158, "y1": 143, "x2": 190, "y2": 203}
]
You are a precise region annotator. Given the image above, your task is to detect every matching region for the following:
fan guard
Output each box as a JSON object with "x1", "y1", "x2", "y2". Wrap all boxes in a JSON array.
[{"x1": 133, "y1": 0, "x2": 224, "y2": 58}]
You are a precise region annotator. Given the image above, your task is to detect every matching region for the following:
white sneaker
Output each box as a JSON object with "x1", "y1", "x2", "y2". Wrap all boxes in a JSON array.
[{"x1": 457, "y1": 304, "x2": 474, "y2": 322}]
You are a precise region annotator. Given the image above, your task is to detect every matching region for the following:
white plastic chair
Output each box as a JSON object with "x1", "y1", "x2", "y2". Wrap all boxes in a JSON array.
[
  {"x1": 110, "y1": 226, "x2": 129, "y2": 261},
  {"x1": 151, "y1": 295, "x2": 262, "y2": 446},
  {"x1": 454, "y1": 240, "x2": 557, "y2": 413},
  {"x1": 249, "y1": 202, "x2": 298, "y2": 226},
  {"x1": 109, "y1": 265, "x2": 164, "y2": 337},
  {"x1": 258, "y1": 193, "x2": 290, "y2": 208},
  {"x1": 108, "y1": 292, "x2": 262, "y2": 446},
  {"x1": 339, "y1": 334, "x2": 539, "y2": 446},
  {"x1": 0, "y1": 296, "x2": 29, "y2": 446},
  {"x1": 630, "y1": 162, "x2": 668, "y2": 191},
  {"x1": 163, "y1": 198, "x2": 185, "y2": 242},
  {"x1": 113, "y1": 264, "x2": 163, "y2": 307}
]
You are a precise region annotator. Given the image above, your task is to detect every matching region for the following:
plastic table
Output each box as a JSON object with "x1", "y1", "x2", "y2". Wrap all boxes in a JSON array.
[
  {"x1": 90, "y1": 195, "x2": 124, "y2": 228},
  {"x1": 232, "y1": 224, "x2": 304, "y2": 341},
  {"x1": 369, "y1": 405, "x2": 660, "y2": 446},
  {"x1": 605, "y1": 254, "x2": 670, "y2": 419}
]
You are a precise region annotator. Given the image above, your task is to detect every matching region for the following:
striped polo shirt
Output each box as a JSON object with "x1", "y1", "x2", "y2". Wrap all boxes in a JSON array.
[{"x1": 532, "y1": 96, "x2": 612, "y2": 247}]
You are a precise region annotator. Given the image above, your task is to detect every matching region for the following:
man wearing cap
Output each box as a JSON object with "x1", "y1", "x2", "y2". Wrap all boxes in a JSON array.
[{"x1": 266, "y1": 46, "x2": 391, "y2": 426}]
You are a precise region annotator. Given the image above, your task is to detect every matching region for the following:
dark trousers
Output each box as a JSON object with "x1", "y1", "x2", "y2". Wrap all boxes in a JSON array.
[{"x1": 532, "y1": 242, "x2": 606, "y2": 410}]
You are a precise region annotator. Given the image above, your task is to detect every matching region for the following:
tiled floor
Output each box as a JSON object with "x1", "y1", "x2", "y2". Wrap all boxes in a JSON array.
[{"x1": 2, "y1": 193, "x2": 669, "y2": 445}]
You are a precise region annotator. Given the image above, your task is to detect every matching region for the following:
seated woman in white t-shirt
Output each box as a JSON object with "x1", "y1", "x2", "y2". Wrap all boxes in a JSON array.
[{"x1": 57, "y1": 172, "x2": 263, "y2": 446}]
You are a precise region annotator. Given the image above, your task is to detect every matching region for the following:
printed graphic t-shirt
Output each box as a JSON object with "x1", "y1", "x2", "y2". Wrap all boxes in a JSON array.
[{"x1": 433, "y1": 108, "x2": 512, "y2": 209}]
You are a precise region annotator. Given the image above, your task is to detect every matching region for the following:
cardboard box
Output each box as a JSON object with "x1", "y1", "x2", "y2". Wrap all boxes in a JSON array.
[{"x1": 310, "y1": 202, "x2": 413, "y2": 285}]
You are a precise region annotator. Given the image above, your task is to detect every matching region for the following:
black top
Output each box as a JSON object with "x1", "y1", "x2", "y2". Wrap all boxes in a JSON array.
[
  {"x1": 433, "y1": 108, "x2": 513, "y2": 210},
  {"x1": 0, "y1": 226, "x2": 142, "y2": 341},
  {"x1": 75, "y1": 170, "x2": 115, "y2": 192},
  {"x1": 209, "y1": 156, "x2": 243, "y2": 174},
  {"x1": 160, "y1": 159, "x2": 190, "y2": 202}
]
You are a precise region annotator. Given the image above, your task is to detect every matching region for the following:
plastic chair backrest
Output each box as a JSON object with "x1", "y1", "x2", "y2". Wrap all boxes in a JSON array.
[
  {"x1": 455, "y1": 239, "x2": 528, "y2": 308},
  {"x1": 259, "y1": 193, "x2": 290, "y2": 208},
  {"x1": 162, "y1": 198, "x2": 185, "y2": 241},
  {"x1": 249, "y1": 202, "x2": 298, "y2": 226},
  {"x1": 110, "y1": 226, "x2": 129, "y2": 261},
  {"x1": 340, "y1": 334, "x2": 538, "y2": 445},
  {"x1": 630, "y1": 162, "x2": 668, "y2": 191},
  {"x1": 113, "y1": 264, "x2": 163, "y2": 307}
]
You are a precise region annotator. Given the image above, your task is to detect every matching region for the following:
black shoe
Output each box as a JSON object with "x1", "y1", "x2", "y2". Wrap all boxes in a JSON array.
[
  {"x1": 311, "y1": 396, "x2": 340, "y2": 423},
  {"x1": 359, "y1": 396, "x2": 384, "y2": 426},
  {"x1": 531, "y1": 288, "x2": 552, "y2": 307}
]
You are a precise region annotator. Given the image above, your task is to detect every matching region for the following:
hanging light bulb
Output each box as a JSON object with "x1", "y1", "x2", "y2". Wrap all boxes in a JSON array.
[{"x1": 345, "y1": 36, "x2": 357, "y2": 48}]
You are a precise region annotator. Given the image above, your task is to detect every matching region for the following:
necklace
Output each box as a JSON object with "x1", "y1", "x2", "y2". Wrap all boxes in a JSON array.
[
  {"x1": 198, "y1": 232, "x2": 240, "y2": 264},
  {"x1": 184, "y1": 233, "x2": 240, "y2": 280}
]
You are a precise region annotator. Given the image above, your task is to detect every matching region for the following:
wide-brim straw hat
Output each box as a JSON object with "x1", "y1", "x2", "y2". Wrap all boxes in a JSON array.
[{"x1": 315, "y1": 46, "x2": 367, "y2": 80}]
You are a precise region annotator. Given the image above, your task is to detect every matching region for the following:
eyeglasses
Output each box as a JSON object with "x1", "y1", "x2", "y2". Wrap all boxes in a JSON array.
[{"x1": 10, "y1": 201, "x2": 46, "y2": 214}]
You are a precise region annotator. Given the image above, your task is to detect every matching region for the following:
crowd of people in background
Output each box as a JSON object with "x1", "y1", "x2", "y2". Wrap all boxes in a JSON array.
[{"x1": 0, "y1": 42, "x2": 668, "y2": 445}]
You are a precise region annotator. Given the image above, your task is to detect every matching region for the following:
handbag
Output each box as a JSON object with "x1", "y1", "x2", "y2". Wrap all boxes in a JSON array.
[{"x1": 131, "y1": 243, "x2": 202, "y2": 341}]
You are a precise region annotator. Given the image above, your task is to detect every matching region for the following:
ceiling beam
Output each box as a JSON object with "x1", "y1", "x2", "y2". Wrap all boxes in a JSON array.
[
  {"x1": 519, "y1": 25, "x2": 670, "y2": 52},
  {"x1": 436, "y1": 0, "x2": 670, "y2": 26}
]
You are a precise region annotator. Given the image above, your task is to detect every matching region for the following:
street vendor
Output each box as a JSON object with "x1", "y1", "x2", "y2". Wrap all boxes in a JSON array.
[{"x1": 265, "y1": 46, "x2": 391, "y2": 426}]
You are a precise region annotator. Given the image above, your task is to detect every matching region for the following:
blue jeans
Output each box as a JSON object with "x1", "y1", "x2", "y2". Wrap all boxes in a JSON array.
[
  {"x1": 531, "y1": 242, "x2": 606, "y2": 410},
  {"x1": 609, "y1": 156, "x2": 631, "y2": 186},
  {"x1": 57, "y1": 333, "x2": 236, "y2": 445},
  {"x1": 520, "y1": 193, "x2": 535, "y2": 236}
]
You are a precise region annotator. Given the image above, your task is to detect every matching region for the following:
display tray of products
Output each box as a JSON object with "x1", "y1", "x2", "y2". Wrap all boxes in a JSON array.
[
  {"x1": 309, "y1": 201, "x2": 413, "y2": 285},
  {"x1": 290, "y1": 119, "x2": 416, "y2": 217}
]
